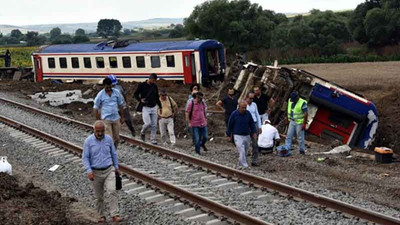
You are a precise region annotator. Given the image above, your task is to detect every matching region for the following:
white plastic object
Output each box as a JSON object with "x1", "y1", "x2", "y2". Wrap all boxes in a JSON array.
[{"x1": 0, "y1": 156, "x2": 12, "y2": 175}]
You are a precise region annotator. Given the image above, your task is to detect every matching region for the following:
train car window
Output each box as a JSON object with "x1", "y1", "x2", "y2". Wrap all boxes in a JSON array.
[
  {"x1": 84, "y1": 57, "x2": 92, "y2": 68},
  {"x1": 122, "y1": 56, "x2": 131, "y2": 68},
  {"x1": 136, "y1": 56, "x2": 145, "y2": 68},
  {"x1": 96, "y1": 57, "x2": 105, "y2": 68},
  {"x1": 48, "y1": 58, "x2": 55, "y2": 68},
  {"x1": 184, "y1": 56, "x2": 189, "y2": 67},
  {"x1": 59, "y1": 57, "x2": 67, "y2": 68},
  {"x1": 151, "y1": 56, "x2": 161, "y2": 68},
  {"x1": 166, "y1": 55, "x2": 175, "y2": 67},
  {"x1": 109, "y1": 57, "x2": 118, "y2": 68},
  {"x1": 71, "y1": 57, "x2": 79, "y2": 68}
]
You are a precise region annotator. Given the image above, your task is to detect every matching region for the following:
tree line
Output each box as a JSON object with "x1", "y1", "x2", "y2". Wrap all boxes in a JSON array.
[
  {"x1": 0, "y1": 19, "x2": 185, "y2": 46},
  {"x1": 184, "y1": 0, "x2": 400, "y2": 62},
  {"x1": 0, "y1": 27, "x2": 90, "y2": 46}
]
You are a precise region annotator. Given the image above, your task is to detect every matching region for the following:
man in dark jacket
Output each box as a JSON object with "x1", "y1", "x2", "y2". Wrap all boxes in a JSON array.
[
  {"x1": 134, "y1": 73, "x2": 162, "y2": 144},
  {"x1": 226, "y1": 101, "x2": 257, "y2": 169}
]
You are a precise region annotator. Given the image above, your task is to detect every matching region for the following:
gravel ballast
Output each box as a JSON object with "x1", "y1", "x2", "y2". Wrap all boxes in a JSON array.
[{"x1": 0, "y1": 93, "x2": 399, "y2": 224}]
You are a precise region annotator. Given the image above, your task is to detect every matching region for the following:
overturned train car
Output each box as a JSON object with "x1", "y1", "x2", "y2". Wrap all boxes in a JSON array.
[{"x1": 231, "y1": 63, "x2": 377, "y2": 149}]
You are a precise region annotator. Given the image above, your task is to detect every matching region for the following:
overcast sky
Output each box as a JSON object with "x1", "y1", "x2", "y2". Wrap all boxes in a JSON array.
[{"x1": 1, "y1": 0, "x2": 365, "y2": 26}]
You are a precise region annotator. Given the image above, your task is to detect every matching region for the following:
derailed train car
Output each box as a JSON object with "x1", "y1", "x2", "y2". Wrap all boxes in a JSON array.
[
  {"x1": 31, "y1": 39, "x2": 225, "y2": 85},
  {"x1": 231, "y1": 62, "x2": 378, "y2": 149}
]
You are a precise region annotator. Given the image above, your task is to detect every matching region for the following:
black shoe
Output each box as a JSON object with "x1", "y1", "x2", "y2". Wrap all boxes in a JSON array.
[
  {"x1": 202, "y1": 144, "x2": 208, "y2": 152},
  {"x1": 140, "y1": 134, "x2": 145, "y2": 141},
  {"x1": 251, "y1": 163, "x2": 260, "y2": 167},
  {"x1": 300, "y1": 151, "x2": 305, "y2": 155},
  {"x1": 131, "y1": 131, "x2": 136, "y2": 137}
]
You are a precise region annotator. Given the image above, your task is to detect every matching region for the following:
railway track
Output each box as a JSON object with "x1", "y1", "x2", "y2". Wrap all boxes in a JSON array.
[{"x1": 1, "y1": 97, "x2": 400, "y2": 225}]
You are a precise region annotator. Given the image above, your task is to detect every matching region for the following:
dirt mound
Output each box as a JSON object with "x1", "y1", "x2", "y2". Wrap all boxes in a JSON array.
[
  {"x1": 0, "y1": 172, "x2": 91, "y2": 225},
  {"x1": 373, "y1": 88, "x2": 400, "y2": 153}
]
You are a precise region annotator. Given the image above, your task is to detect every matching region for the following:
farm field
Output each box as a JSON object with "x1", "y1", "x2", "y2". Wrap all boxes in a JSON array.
[{"x1": 0, "y1": 46, "x2": 36, "y2": 67}]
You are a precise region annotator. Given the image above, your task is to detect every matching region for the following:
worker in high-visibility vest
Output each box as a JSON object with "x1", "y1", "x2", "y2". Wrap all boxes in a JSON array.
[{"x1": 277, "y1": 91, "x2": 308, "y2": 156}]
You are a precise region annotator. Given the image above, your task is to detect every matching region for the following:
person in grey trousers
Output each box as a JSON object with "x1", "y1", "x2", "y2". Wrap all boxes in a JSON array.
[
  {"x1": 226, "y1": 102, "x2": 258, "y2": 169},
  {"x1": 82, "y1": 120, "x2": 123, "y2": 223},
  {"x1": 134, "y1": 73, "x2": 162, "y2": 144},
  {"x1": 245, "y1": 92, "x2": 262, "y2": 167}
]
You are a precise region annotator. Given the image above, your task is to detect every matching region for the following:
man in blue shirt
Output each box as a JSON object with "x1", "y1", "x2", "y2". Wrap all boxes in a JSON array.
[
  {"x1": 82, "y1": 120, "x2": 122, "y2": 223},
  {"x1": 108, "y1": 74, "x2": 136, "y2": 137},
  {"x1": 93, "y1": 77, "x2": 125, "y2": 148},
  {"x1": 227, "y1": 102, "x2": 257, "y2": 169}
]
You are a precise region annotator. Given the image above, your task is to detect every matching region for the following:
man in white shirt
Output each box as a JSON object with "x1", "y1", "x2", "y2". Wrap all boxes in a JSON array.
[
  {"x1": 258, "y1": 119, "x2": 280, "y2": 154},
  {"x1": 245, "y1": 92, "x2": 262, "y2": 166}
]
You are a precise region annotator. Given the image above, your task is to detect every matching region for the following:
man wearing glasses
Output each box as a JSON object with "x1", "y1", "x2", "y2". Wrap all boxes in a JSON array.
[{"x1": 245, "y1": 92, "x2": 262, "y2": 166}]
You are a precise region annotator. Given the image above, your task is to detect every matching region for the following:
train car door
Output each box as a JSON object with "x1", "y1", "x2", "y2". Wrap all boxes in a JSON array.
[
  {"x1": 190, "y1": 53, "x2": 197, "y2": 83},
  {"x1": 33, "y1": 56, "x2": 43, "y2": 82},
  {"x1": 182, "y1": 51, "x2": 196, "y2": 84}
]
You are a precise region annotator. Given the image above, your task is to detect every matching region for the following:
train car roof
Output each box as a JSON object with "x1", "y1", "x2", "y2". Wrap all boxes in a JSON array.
[{"x1": 36, "y1": 40, "x2": 224, "y2": 54}]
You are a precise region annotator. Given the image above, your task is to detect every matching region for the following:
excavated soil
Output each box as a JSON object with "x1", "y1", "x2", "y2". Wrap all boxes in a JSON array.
[{"x1": 0, "y1": 172, "x2": 92, "y2": 225}]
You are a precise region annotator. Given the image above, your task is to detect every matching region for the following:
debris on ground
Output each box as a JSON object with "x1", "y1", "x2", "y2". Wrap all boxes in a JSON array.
[
  {"x1": 321, "y1": 145, "x2": 352, "y2": 155},
  {"x1": 30, "y1": 90, "x2": 93, "y2": 106}
]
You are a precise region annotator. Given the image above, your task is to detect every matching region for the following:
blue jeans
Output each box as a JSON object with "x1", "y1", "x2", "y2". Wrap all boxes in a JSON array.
[
  {"x1": 284, "y1": 120, "x2": 305, "y2": 153},
  {"x1": 141, "y1": 106, "x2": 158, "y2": 143},
  {"x1": 192, "y1": 126, "x2": 208, "y2": 154}
]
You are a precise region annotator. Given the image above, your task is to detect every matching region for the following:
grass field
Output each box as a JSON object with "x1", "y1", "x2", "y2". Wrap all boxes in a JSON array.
[{"x1": 0, "y1": 46, "x2": 37, "y2": 67}]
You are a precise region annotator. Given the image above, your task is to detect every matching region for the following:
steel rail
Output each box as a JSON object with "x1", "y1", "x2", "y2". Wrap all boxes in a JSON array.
[
  {"x1": 1, "y1": 97, "x2": 400, "y2": 225},
  {"x1": 0, "y1": 114, "x2": 271, "y2": 225}
]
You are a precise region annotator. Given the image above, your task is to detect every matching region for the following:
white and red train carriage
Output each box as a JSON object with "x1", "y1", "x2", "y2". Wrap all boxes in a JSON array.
[{"x1": 32, "y1": 40, "x2": 225, "y2": 85}]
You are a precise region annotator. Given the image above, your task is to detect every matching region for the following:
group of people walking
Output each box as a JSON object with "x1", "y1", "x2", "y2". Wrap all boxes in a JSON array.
[{"x1": 82, "y1": 73, "x2": 309, "y2": 222}]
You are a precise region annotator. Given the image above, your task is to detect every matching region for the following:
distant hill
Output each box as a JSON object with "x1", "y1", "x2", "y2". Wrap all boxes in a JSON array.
[
  {"x1": 0, "y1": 18, "x2": 184, "y2": 35},
  {"x1": 0, "y1": 24, "x2": 32, "y2": 35}
]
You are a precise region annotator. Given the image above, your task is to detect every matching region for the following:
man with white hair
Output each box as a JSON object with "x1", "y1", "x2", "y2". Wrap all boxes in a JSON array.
[
  {"x1": 258, "y1": 119, "x2": 280, "y2": 154},
  {"x1": 82, "y1": 120, "x2": 122, "y2": 223},
  {"x1": 226, "y1": 101, "x2": 257, "y2": 169}
]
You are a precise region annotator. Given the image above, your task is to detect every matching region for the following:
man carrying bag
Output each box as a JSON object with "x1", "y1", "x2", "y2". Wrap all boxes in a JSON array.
[{"x1": 134, "y1": 73, "x2": 162, "y2": 144}]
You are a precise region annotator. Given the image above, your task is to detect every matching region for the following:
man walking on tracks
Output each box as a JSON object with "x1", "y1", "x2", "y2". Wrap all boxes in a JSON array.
[
  {"x1": 108, "y1": 74, "x2": 136, "y2": 137},
  {"x1": 186, "y1": 92, "x2": 208, "y2": 155},
  {"x1": 93, "y1": 77, "x2": 125, "y2": 148},
  {"x1": 227, "y1": 102, "x2": 257, "y2": 169},
  {"x1": 134, "y1": 73, "x2": 162, "y2": 145},
  {"x1": 82, "y1": 120, "x2": 123, "y2": 223},
  {"x1": 277, "y1": 91, "x2": 308, "y2": 156},
  {"x1": 158, "y1": 90, "x2": 178, "y2": 146}
]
